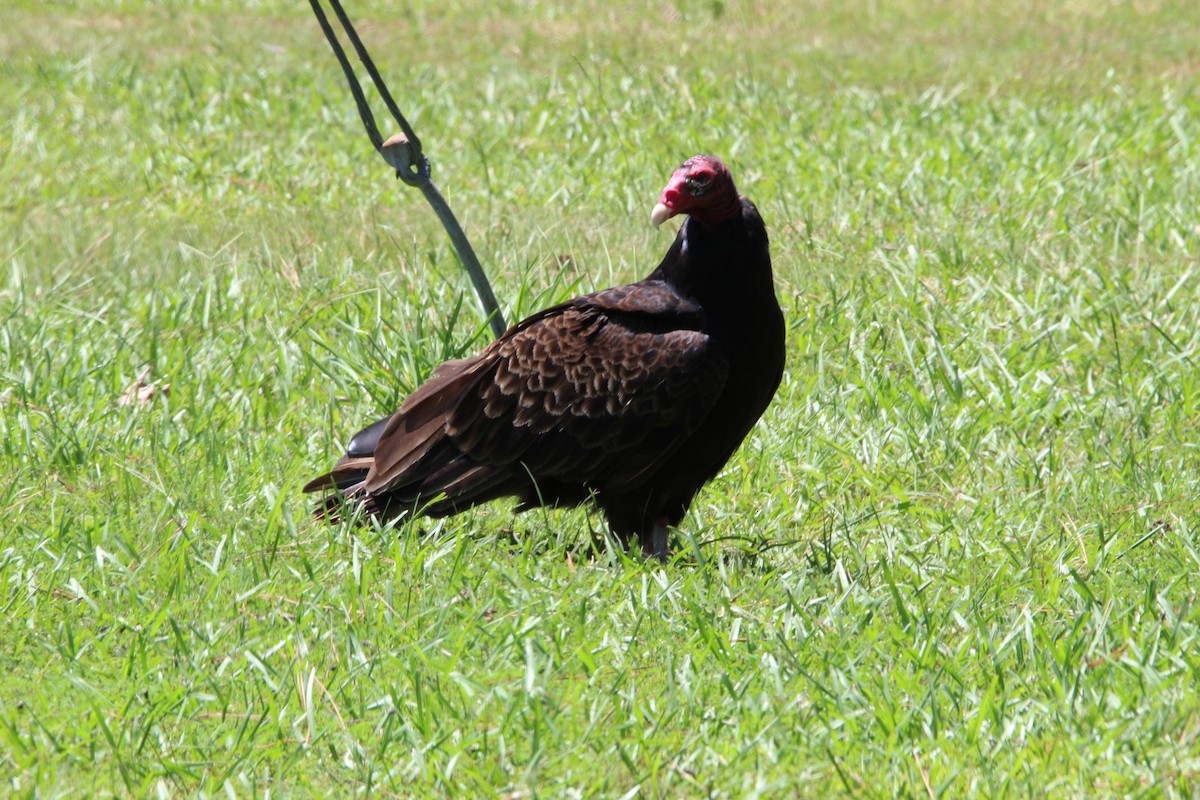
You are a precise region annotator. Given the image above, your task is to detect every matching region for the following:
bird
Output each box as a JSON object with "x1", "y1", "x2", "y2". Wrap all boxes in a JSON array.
[{"x1": 303, "y1": 154, "x2": 785, "y2": 558}]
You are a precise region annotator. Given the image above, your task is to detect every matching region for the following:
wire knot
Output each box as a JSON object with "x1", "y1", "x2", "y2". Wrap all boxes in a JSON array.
[
  {"x1": 310, "y1": 0, "x2": 506, "y2": 338},
  {"x1": 380, "y1": 133, "x2": 431, "y2": 187}
]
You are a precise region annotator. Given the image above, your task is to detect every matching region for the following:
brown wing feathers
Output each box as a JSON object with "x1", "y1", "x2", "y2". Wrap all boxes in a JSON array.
[
  {"x1": 366, "y1": 356, "x2": 490, "y2": 491},
  {"x1": 305, "y1": 290, "x2": 726, "y2": 518}
]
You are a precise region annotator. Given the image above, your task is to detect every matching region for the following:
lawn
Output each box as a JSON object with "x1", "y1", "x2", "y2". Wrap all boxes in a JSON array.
[{"x1": 3, "y1": 0, "x2": 1200, "y2": 796}]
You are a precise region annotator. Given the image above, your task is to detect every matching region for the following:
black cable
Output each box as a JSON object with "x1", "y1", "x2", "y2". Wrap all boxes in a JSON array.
[{"x1": 307, "y1": 0, "x2": 508, "y2": 337}]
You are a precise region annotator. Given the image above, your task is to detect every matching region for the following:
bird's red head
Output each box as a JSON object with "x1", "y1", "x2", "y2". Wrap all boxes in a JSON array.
[{"x1": 651, "y1": 154, "x2": 741, "y2": 228}]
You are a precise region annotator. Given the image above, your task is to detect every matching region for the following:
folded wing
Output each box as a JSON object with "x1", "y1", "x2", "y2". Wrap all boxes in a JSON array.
[{"x1": 304, "y1": 279, "x2": 729, "y2": 517}]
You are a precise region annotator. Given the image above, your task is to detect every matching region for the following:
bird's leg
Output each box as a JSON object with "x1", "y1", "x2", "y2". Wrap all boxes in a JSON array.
[{"x1": 644, "y1": 517, "x2": 672, "y2": 561}]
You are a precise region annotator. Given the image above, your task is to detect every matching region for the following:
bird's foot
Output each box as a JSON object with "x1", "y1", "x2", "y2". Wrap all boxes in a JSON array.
[{"x1": 642, "y1": 518, "x2": 673, "y2": 562}]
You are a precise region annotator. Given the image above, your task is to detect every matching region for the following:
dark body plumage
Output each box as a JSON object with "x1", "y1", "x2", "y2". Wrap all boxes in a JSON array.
[{"x1": 304, "y1": 155, "x2": 785, "y2": 555}]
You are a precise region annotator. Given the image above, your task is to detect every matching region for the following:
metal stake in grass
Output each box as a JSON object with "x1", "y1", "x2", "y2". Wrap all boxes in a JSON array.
[{"x1": 309, "y1": 0, "x2": 507, "y2": 340}]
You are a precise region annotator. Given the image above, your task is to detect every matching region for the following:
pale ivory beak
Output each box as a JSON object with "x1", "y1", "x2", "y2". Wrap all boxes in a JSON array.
[{"x1": 650, "y1": 202, "x2": 675, "y2": 228}]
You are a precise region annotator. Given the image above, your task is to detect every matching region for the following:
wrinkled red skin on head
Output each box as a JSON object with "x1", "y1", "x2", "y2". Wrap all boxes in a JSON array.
[{"x1": 656, "y1": 155, "x2": 741, "y2": 226}]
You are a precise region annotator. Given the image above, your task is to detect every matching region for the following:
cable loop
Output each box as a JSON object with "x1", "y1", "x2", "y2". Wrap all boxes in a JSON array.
[{"x1": 308, "y1": 0, "x2": 507, "y2": 338}]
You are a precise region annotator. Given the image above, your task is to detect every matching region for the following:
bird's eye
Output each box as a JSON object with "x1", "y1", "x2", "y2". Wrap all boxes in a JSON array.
[{"x1": 684, "y1": 175, "x2": 711, "y2": 195}]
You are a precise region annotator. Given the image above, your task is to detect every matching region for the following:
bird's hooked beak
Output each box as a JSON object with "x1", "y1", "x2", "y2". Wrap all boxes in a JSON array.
[
  {"x1": 652, "y1": 174, "x2": 688, "y2": 228},
  {"x1": 650, "y1": 202, "x2": 676, "y2": 228}
]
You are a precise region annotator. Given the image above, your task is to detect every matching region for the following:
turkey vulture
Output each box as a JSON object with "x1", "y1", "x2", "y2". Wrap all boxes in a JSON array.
[{"x1": 304, "y1": 154, "x2": 785, "y2": 557}]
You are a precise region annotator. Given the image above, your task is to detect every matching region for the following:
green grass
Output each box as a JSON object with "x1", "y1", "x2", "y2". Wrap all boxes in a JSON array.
[{"x1": 4, "y1": 0, "x2": 1200, "y2": 796}]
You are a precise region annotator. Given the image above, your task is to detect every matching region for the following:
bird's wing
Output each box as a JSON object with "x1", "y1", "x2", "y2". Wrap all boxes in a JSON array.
[
  {"x1": 363, "y1": 280, "x2": 729, "y2": 503},
  {"x1": 299, "y1": 354, "x2": 489, "y2": 497}
]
